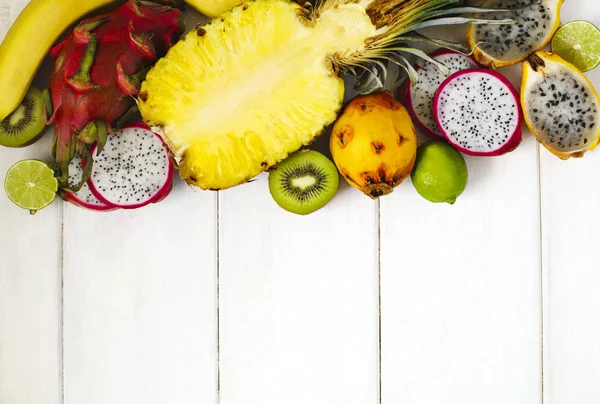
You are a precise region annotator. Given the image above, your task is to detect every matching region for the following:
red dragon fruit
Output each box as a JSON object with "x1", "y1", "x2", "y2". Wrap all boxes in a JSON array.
[{"x1": 48, "y1": 0, "x2": 184, "y2": 190}]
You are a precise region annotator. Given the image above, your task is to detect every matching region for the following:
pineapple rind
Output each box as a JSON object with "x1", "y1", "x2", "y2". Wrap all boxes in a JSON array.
[{"x1": 139, "y1": 0, "x2": 345, "y2": 190}]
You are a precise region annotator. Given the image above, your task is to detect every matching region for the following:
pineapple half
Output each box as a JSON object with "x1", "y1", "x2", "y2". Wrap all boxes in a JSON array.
[{"x1": 139, "y1": 0, "x2": 507, "y2": 190}]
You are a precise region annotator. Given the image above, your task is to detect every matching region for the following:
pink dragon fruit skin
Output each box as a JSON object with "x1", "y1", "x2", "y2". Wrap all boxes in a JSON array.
[{"x1": 48, "y1": 0, "x2": 184, "y2": 189}]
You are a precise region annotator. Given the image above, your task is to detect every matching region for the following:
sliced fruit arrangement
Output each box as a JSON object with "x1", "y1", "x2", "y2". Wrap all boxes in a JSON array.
[
  {"x1": 4, "y1": 159, "x2": 58, "y2": 214},
  {"x1": 8, "y1": 121, "x2": 175, "y2": 213},
  {"x1": 48, "y1": 0, "x2": 183, "y2": 190},
  {"x1": 88, "y1": 123, "x2": 174, "y2": 209},
  {"x1": 433, "y1": 69, "x2": 523, "y2": 156},
  {"x1": 403, "y1": 49, "x2": 480, "y2": 138},
  {"x1": 268, "y1": 150, "x2": 339, "y2": 215},
  {"x1": 1, "y1": 0, "x2": 600, "y2": 215},
  {"x1": 138, "y1": 0, "x2": 512, "y2": 191},
  {"x1": 330, "y1": 91, "x2": 417, "y2": 199},
  {"x1": 551, "y1": 20, "x2": 600, "y2": 73},
  {"x1": 0, "y1": 86, "x2": 48, "y2": 148},
  {"x1": 467, "y1": 0, "x2": 564, "y2": 68},
  {"x1": 521, "y1": 51, "x2": 600, "y2": 159}
]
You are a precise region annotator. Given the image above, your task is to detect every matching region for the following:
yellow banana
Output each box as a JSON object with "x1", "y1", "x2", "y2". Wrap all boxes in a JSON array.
[
  {"x1": 184, "y1": 0, "x2": 242, "y2": 18},
  {"x1": 0, "y1": 0, "x2": 118, "y2": 120}
]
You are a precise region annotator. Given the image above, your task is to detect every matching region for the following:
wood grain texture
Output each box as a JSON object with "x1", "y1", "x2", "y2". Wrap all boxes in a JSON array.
[
  {"x1": 541, "y1": 6, "x2": 600, "y2": 403},
  {"x1": 218, "y1": 173, "x2": 379, "y2": 404},
  {"x1": 380, "y1": 57, "x2": 542, "y2": 403},
  {"x1": 0, "y1": 2, "x2": 62, "y2": 404},
  {"x1": 62, "y1": 184, "x2": 218, "y2": 404}
]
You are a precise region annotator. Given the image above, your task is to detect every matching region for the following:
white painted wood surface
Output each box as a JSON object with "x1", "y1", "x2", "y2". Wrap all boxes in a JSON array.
[
  {"x1": 0, "y1": 132, "x2": 62, "y2": 404},
  {"x1": 541, "y1": 5, "x2": 600, "y2": 404},
  {"x1": 62, "y1": 189, "x2": 218, "y2": 404},
  {"x1": 219, "y1": 172, "x2": 379, "y2": 404},
  {"x1": 0, "y1": 1, "x2": 599, "y2": 404},
  {"x1": 380, "y1": 22, "x2": 542, "y2": 402},
  {"x1": 0, "y1": 4, "x2": 62, "y2": 404}
]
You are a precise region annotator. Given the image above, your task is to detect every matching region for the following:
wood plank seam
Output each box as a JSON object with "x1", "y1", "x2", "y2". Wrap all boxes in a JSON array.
[
  {"x1": 61, "y1": 202, "x2": 66, "y2": 404},
  {"x1": 217, "y1": 191, "x2": 221, "y2": 404},
  {"x1": 377, "y1": 198, "x2": 382, "y2": 404},
  {"x1": 537, "y1": 144, "x2": 545, "y2": 404}
]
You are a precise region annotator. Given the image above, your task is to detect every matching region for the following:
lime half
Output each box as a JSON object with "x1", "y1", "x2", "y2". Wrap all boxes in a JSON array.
[
  {"x1": 4, "y1": 159, "x2": 58, "y2": 213},
  {"x1": 552, "y1": 20, "x2": 600, "y2": 72}
]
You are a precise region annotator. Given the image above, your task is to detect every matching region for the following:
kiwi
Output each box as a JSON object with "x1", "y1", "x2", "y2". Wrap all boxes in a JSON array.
[
  {"x1": 0, "y1": 86, "x2": 47, "y2": 148},
  {"x1": 268, "y1": 150, "x2": 340, "y2": 215}
]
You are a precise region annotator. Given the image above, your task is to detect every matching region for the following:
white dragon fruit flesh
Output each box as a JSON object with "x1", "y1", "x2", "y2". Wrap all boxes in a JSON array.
[
  {"x1": 433, "y1": 69, "x2": 523, "y2": 156},
  {"x1": 88, "y1": 122, "x2": 174, "y2": 209},
  {"x1": 403, "y1": 49, "x2": 480, "y2": 138},
  {"x1": 521, "y1": 51, "x2": 600, "y2": 159},
  {"x1": 467, "y1": 0, "x2": 564, "y2": 68},
  {"x1": 62, "y1": 153, "x2": 116, "y2": 211}
]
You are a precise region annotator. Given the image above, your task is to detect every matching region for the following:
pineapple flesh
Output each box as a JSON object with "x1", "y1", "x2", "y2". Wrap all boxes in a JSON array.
[{"x1": 139, "y1": 0, "x2": 504, "y2": 190}]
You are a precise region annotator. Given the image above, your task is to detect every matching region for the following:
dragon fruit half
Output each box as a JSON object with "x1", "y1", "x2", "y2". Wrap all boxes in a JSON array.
[
  {"x1": 433, "y1": 69, "x2": 523, "y2": 156},
  {"x1": 48, "y1": 0, "x2": 183, "y2": 189},
  {"x1": 88, "y1": 122, "x2": 174, "y2": 209}
]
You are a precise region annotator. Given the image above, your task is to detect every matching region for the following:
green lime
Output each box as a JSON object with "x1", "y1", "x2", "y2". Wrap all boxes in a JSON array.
[
  {"x1": 411, "y1": 141, "x2": 468, "y2": 204},
  {"x1": 4, "y1": 159, "x2": 58, "y2": 213},
  {"x1": 552, "y1": 20, "x2": 600, "y2": 72}
]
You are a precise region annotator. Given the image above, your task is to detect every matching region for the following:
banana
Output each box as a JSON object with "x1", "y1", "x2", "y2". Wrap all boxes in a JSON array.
[
  {"x1": 0, "y1": 0, "x2": 118, "y2": 120},
  {"x1": 184, "y1": 0, "x2": 242, "y2": 18}
]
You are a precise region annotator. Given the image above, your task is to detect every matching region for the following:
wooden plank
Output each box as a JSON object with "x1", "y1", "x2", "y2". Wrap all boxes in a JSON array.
[
  {"x1": 55, "y1": 7, "x2": 217, "y2": 404},
  {"x1": 0, "y1": 137, "x2": 63, "y2": 404},
  {"x1": 0, "y1": 2, "x2": 63, "y2": 404},
  {"x1": 218, "y1": 172, "x2": 379, "y2": 404},
  {"x1": 62, "y1": 186, "x2": 218, "y2": 404},
  {"x1": 380, "y1": 61, "x2": 542, "y2": 402},
  {"x1": 541, "y1": 7, "x2": 600, "y2": 403}
]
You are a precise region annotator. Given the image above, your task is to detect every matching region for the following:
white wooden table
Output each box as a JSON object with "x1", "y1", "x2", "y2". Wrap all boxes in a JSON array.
[{"x1": 1, "y1": 1, "x2": 599, "y2": 403}]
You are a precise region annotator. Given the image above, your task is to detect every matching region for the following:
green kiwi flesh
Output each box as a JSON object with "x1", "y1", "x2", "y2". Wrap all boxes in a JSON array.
[
  {"x1": 0, "y1": 86, "x2": 47, "y2": 148},
  {"x1": 268, "y1": 150, "x2": 339, "y2": 215}
]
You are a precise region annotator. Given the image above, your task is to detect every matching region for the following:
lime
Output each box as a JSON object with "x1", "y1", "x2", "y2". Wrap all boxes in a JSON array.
[
  {"x1": 411, "y1": 141, "x2": 468, "y2": 204},
  {"x1": 551, "y1": 20, "x2": 600, "y2": 72},
  {"x1": 4, "y1": 159, "x2": 58, "y2": 213}
]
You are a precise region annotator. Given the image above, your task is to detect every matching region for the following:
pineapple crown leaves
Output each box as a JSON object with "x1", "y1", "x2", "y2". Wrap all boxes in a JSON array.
[{"x1": 309, "y1": 0, "x2": 526, "y2": 94}]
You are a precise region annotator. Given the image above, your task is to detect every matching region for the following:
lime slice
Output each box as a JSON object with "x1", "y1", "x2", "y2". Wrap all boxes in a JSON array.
[
  {"x1": 552, "y1": 20, "x2": 600, "y2": 72},
  {"x1": 4, "y1": 159, "x2": 58, "y2": 213}
]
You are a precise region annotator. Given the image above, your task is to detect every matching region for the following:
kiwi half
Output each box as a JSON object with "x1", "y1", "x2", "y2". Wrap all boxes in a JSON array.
[
  {"x1": 0, "y1": 86, "x2": 47, "y2": 148},
  {"x1": 268, "y1": 150, "x2": 339, "y2": 215}
]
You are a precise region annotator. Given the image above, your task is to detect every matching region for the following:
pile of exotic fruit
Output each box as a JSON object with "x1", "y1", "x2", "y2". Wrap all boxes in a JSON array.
[{"x1": 1, "y1": 0, "x2": 598, "y2": 215}]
